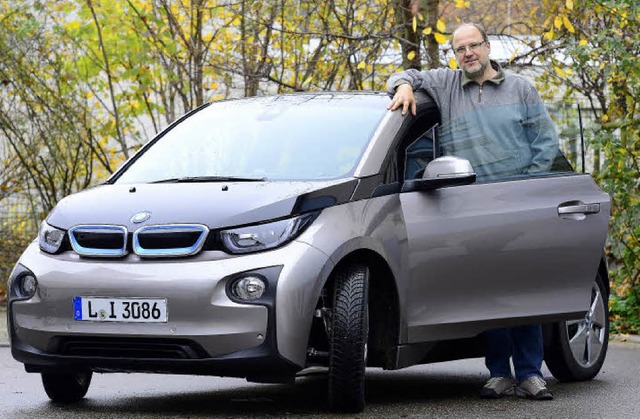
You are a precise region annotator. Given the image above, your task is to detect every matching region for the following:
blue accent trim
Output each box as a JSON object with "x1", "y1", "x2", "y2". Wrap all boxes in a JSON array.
[{"x1": 73, "y1": 297, "x2": 82, "y2": 320}]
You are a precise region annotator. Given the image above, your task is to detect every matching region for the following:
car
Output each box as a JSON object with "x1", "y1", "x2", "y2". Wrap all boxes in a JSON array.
[{"x1": 6, "y1": 91, "x2": 610, "y2": 412}]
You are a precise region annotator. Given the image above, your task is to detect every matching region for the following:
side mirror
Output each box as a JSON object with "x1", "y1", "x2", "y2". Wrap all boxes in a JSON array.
[{"x1": 401, "y1": 156, "x2": 476, "y2": 192}]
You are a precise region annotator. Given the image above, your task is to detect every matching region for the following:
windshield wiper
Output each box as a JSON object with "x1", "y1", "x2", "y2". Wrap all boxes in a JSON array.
[{"x1": 151, "y1": 175, "x2": 267, "y2": 184}]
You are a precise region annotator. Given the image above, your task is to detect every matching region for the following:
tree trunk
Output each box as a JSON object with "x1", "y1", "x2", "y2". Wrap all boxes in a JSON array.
[{"x1": 393, "y1": 0, "x2": 440, "y2": 70}]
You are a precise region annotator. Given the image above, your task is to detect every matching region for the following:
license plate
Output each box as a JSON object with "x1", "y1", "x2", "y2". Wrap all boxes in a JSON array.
[{"x1": 73, "y1": 297, "x2": 168, "y2": 323}]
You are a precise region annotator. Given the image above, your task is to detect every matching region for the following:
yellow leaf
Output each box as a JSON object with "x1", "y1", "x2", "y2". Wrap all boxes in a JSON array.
[
  {"x1": 509, "y1": 49, "x2": 518, "y2": 64},
  {"x1": 407, "y1": 51, "x2": 416, "y2": 61},
  {"x1": 448, "y1": 57, "x2": 458, "y2": 69},
  {"x1": 412, "y1": 16, "x2": 417, "y2": 32},
  {"x1": 66, "y1": 21, "x2": 81, "y2": 32},
  {"x1": 423, "y1": 27, "x2": 432, "y2": 35},
  {"x1": 579, "y1": 39, "x2": 588, "y2": 46},
  {"x1": 357, "y1": 61, "x2": 366, "y2": 70},
  {"x1": 417, "y1": 13, "x2": 424, "y2": 21},
  {"x1": 563, "y1": 16, "x2": 575, "y2": 33},
  {"x1": 566, "y1": 0, "x2": 574, "y2": 10},
  {"x1": 554, "y1": 15, "x2": 563, "y2": 29},
  {"x1": 554, "y1": 65, "x2": 567, "y2": 78},
  {"x1": 436, "y1": 19, "x2": 446, "y2": 33},
  {"x1": 434, "y1": 33, "x2": 447, "y2": 44},
  {"x1": 543, "y1": 28, "x2": 555, "y2": 41}
]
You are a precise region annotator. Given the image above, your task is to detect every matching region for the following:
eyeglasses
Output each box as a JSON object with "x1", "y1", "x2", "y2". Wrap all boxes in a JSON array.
[{"x1": 453, "y1": 41, "x2": 486, "y2": 56}]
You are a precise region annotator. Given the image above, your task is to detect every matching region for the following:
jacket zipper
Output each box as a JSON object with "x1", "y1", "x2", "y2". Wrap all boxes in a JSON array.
[{"x1": 478, "y1": 84, "x2": 483, "y2": 103}]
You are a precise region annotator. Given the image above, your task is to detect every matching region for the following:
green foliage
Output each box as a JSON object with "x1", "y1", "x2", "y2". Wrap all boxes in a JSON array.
[
  {"x1": 1, "y1": 203, "x2": 38, "y2": 303},
  {"x1": 609, "y1": 290, "x2": 640, "y2": 334},
  {"x1": 537, "y1": 0, "x2": 640, "y2": 333}
]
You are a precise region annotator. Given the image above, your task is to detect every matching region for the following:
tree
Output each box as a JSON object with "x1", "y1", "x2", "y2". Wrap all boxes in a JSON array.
[
  {"x1": 0, "y1": 3, "x2": 100, "y2": 210},
  {"x1": 535, "y1": 0, "x2": 640, "y2": 332}
]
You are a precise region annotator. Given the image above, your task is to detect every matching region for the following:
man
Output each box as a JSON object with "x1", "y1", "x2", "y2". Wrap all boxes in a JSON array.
[{"x1": 386, "y1": 22, "x2": 555, "y2": 400}]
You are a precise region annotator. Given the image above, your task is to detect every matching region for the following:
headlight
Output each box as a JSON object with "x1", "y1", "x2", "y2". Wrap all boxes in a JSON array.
[
  {"x1": 38, "y1": 220, "x2": 66, "y2": 254},
  {"x1": 221, "y1": 212, "x2": 318, "y2": 254}
]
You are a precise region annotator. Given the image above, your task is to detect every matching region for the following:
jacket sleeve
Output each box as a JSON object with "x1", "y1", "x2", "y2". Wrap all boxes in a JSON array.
[
  {"x1": 523, "y1": 87, "x2": 559, "y2": 174},
  {"x1": 386, "y1": 69, "x2": 430, "y2": 98}
]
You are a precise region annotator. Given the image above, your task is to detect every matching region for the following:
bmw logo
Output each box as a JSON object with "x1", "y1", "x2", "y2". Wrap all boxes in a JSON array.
[{"x1": 130, "y1": 211, "x2": 151, "y2": 224}]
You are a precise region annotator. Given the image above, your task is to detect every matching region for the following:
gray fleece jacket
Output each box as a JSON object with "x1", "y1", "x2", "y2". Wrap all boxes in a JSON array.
[{"x1": 386, "y1": 61, "x2": 559, "y2": 181}]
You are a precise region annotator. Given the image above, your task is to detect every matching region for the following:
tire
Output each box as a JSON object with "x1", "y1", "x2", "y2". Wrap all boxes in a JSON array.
[
  {"x1": 328, "y1": 264, "x2": 369, "y2": 413},
  {"x1": 41, "y1": 371, "x2": 92, "y2": 403},
  {"x1": 544, "y1": 272, "x2": 609, "y2": 382}
]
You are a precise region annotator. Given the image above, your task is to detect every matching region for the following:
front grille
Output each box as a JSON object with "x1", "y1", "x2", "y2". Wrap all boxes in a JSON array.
[
  {"x1": 55, "y1": 337, "x2": 209, "y2": 359},
  {"x1": 74, "y1": 232, "x2": 124, "y2": 249},
  {"x1": 133, "y1": 225, "x2": 209, "y2": 257},
  {"x1": 137, "y1": 231, "x2": 203, "y2": 249},
  {"x1": 69, "y1": 225, "x2": 128, "y2": 257}
]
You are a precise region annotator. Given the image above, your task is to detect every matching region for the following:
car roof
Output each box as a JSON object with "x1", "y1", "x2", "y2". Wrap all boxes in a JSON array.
[{"x1": 207, "y1": 91, "x2": 392, "y2": 108}]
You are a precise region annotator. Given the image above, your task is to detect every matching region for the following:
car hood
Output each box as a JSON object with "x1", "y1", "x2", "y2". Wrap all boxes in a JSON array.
[{"x1": 47, "y1": 179, "x2": 356, "y2": 231}]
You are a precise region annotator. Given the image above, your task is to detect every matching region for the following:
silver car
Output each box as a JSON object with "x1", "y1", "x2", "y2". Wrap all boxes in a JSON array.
[{"x1": 6, "y1": 92, "x2": 610, "y2": 412}]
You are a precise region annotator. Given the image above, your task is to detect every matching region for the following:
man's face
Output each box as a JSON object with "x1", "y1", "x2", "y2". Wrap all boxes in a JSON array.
[{"x1": 451, "y1": 26, "x2": 490, "y2": 80}]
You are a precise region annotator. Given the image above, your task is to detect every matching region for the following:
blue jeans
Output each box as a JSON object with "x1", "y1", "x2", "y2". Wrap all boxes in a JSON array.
[{"x1": 484, "y1": 325, "x2": 544, "y2": 383}]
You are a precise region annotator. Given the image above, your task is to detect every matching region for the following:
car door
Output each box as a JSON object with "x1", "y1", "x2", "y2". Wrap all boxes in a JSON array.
[
  {"x1": 400, "y1": 170, "x2": 610, "y2": 344},
  {"x1": 396, "y1": 98, "x2": 612, "y2": 344}
]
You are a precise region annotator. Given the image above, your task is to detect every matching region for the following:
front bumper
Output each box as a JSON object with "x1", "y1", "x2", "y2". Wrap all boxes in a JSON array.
[{"x1": 8, "y1": 240, "x2": 332, "y2": 379}]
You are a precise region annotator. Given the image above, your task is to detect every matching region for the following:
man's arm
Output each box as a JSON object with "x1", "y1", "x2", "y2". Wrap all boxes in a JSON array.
[
  {"x1": 523, "y1": 90, "x2": 559, "y2": 174},
  {"x1": 385, "y1": 69, "x2": 429, "y2": 116},
  {"x1": 387, "y1": 84, "x2": 417, "y2": 116}
]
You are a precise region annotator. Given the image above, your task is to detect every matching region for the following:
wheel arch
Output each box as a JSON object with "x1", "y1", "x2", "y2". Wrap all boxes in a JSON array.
[{"x1": 322, "y1": 249, "x2": 401, "y2": 369}]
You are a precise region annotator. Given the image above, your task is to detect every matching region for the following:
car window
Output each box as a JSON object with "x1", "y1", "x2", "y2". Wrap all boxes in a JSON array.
[
  {"x1": 114, "y1": 95, "x2": 389, "y2": 183},
  {"x1": 436, "y1": 102, "x2": 574, "y2": 183},
  {"x1": 404, "y1": 125, "x2": 437, "y2": 180},
  {"x1": 394, "y1": 106, "x2": 440, "y2": 182}
]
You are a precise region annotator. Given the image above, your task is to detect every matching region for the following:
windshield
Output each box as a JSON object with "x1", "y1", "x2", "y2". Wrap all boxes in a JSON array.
[{"x1": 114, "y1": 94, "x2": 389, "y2": 184}]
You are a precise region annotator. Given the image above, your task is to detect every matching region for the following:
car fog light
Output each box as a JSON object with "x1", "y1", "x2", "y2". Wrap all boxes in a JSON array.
[
  {"x1": 232, "y1": 276, "x2": 266, "y2": 301},
  {"x1": 19, "y1": 274, "x2": 38, "y2": 298}
]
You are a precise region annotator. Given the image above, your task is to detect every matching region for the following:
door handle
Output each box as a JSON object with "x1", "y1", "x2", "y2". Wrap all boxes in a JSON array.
[{"x1": 557, "y1": 202, "x2": 600, "y2": 215}]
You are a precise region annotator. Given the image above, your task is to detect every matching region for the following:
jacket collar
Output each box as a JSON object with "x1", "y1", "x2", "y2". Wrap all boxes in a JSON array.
[{"x1": 461, "y1": 60, "x2": 505, "y2": 87}]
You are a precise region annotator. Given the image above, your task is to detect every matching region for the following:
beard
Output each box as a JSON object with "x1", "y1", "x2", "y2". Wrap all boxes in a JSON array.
[{"x1": 462, "y1": 60, "x2": 488, "y2": 80}]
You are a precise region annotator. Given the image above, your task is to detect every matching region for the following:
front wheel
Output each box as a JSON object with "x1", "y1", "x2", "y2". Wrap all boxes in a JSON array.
[
  {"x1": 41, "y1": 371, "x2": 92, "y2": 403},
  {"x1": 544, "y1": 272, "x2": 609, "y2": 381},
  {"x1": 327, "y1": 264, "x2": 369, "y2": 413}
]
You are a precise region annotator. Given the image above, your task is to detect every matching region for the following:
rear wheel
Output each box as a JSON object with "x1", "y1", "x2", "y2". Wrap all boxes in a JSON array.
[
  {"x1": 328, "y1": 264, "x2": 369, "y2": 413},
  {"x1": 41, "y1": 371, "x2": 92, "y2": 403},
  {"x1": 544, "y1": 272, "x2": 609, "y2": 381}
]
